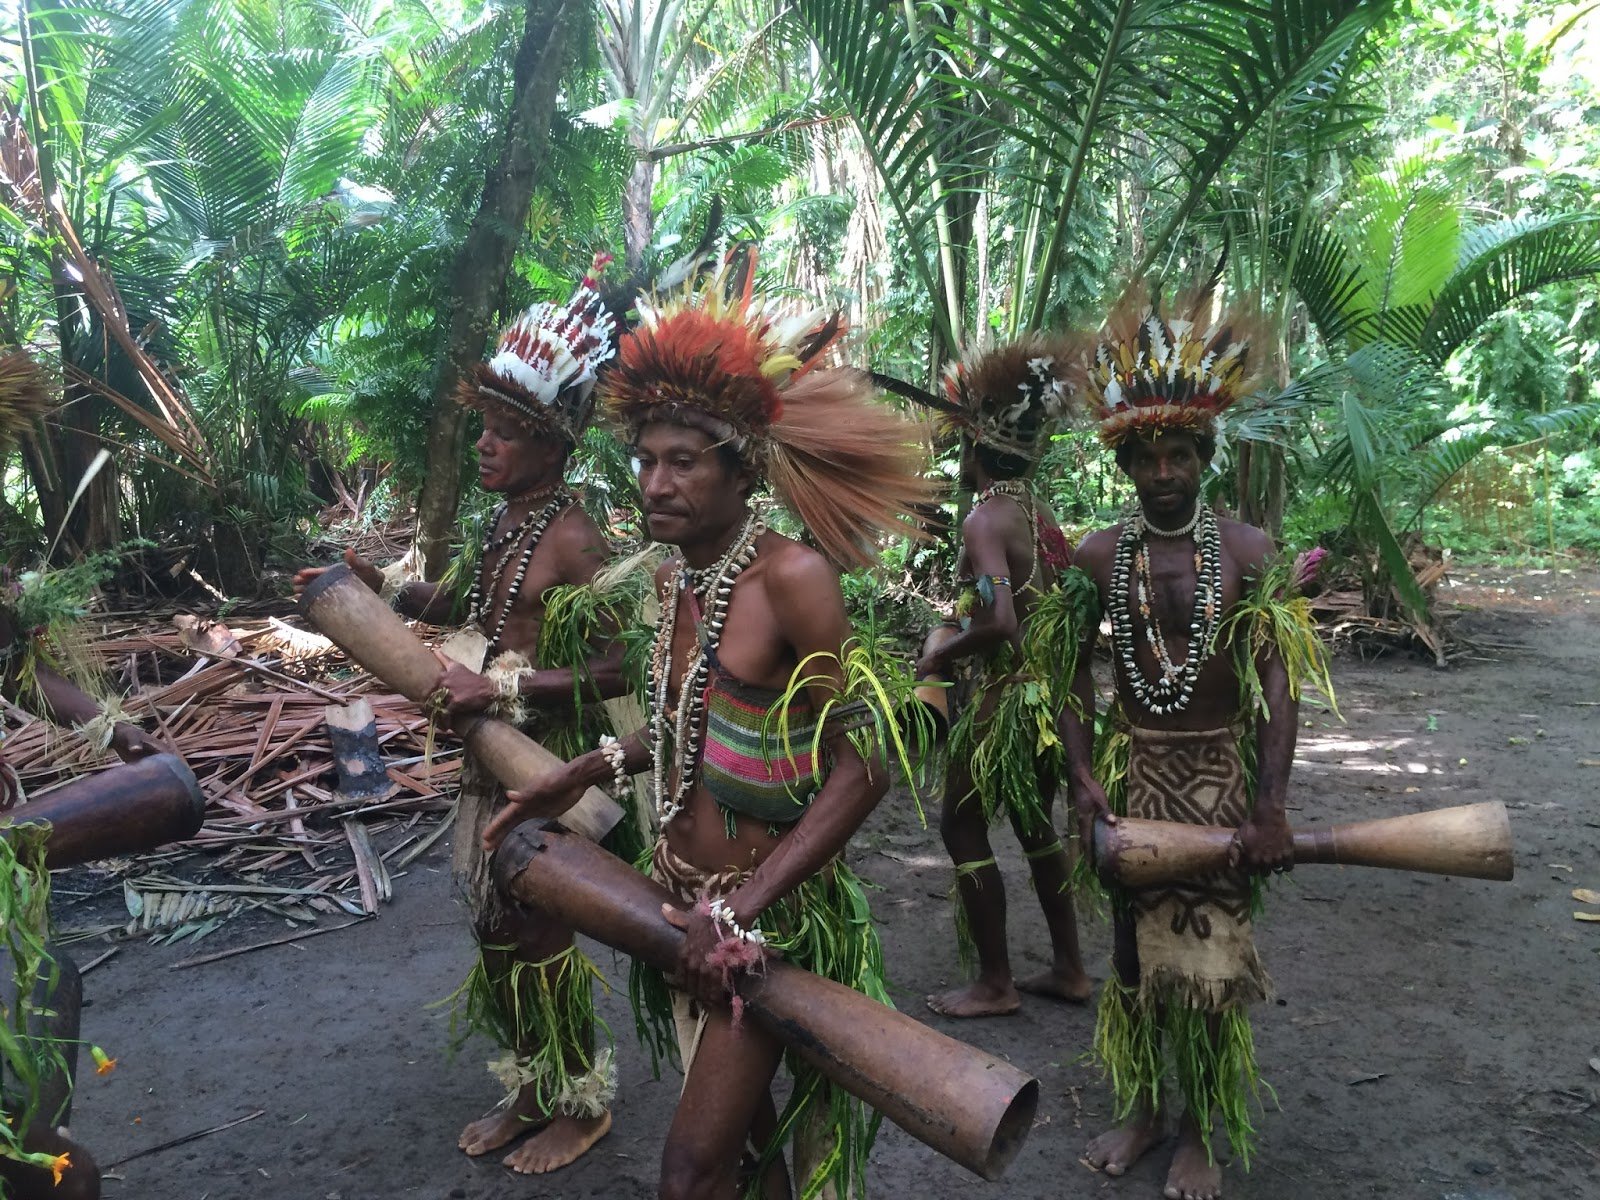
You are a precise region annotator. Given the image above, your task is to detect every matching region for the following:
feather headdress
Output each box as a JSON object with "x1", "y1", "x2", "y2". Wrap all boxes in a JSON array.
[
  {"x1": 600, "y1": 249, "x2": 935, "y2": 570},
  {"x1": 457, "y1": 253, "x2": 619, "y2": 442},
  {"x1": 601, "y1": 250, "x2": 841, "y2": 459},
  {"x1": 0, "y1": 347, "x2": 50, "y2": 458},
  {"x1": 940, "y1": 333, "x2": 1077, "y2": 461},
  {"x1": 1076, "y1": 292, "x2": 1262, "y2": 446}
]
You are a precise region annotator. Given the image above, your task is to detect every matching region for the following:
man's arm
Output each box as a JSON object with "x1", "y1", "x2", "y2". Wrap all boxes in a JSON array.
[
  {"x1": 719, "y1": 550, "x2": 887, "y2": 929},
  {"x1": 479, "y1": 558, "x2": 676, "y2": 851},
  {"x1": 1061, "y1": 531, "x2": 1113, "y2": 845},
  {"x1": 512, "y1": 515, "x2": 629, "y2": 704},
  {"x1": 292, "y1": 548, "x2": 452, "y2": 622},
  {"x1": 1230, "y1": 527, "x2": 1297, "y2": 873},
  {"x1": 915, "y1": 504, "x2": 1020, "y2": 677},
  {"x1": 393, "y1": 580, "x2": 453, "y2": 623}
]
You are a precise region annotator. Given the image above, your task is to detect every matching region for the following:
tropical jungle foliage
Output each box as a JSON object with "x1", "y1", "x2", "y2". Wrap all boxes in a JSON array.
[{"x1": 2, "y1": 0, "x2": 1597, "y2": 635}]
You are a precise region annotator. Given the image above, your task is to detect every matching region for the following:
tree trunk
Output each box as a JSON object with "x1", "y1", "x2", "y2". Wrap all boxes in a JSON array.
[
  {"x1": 1237, "y1": 350, "x2": 1289, "y2": 538},
  {"x1": 57, "y1": 375, "x2": 122, "y2": 555},
  {"x1": 412, "y1": 0, "x2": 581, "y2": 576},
  {"x1": 623, "y1": 154, "x2": 655, "y2": 277},
  {"x1": 1236, "y1": 441, "x2": 1285, "y2": 538}
]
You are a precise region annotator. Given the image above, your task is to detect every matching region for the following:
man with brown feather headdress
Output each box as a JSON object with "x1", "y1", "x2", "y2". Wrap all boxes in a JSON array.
[
  {"x1": 485, "y1": 251, "x2": 936, "y2": 1199},
  {"x1": 916, "y1": 334, "x2": 1097, "y2": 1020}
]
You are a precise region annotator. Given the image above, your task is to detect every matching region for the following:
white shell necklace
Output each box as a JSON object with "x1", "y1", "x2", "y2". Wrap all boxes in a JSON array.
[
  {"x1": 1107, "y1": 503, "x2": 1222, "y2": 715},
  {"x1": 647, "y1": 510, "x2": 766, "y2": 826}
]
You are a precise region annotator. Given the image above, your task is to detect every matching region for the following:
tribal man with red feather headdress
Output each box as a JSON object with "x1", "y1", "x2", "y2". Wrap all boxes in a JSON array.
[{"x1": 485, "y1": 250, "x2": 936, "y2": 1198}]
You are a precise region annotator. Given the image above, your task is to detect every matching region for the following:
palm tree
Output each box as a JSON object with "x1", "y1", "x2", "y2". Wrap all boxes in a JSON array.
[
  {"x1": 791, "y1": 0, "x2": 1392, "y2": 366},
  {"x1": 1285, "y1": 160, "x2": 1600, "y2": 636},
  {"x1": 411, "y1": 0, "x2": 593, "y2": 573},
  {"x1": 4, "y1": 0, "x2": 387, "y2": 577}
]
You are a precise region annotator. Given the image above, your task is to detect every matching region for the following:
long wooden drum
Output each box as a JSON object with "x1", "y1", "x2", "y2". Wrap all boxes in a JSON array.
[
  {"x1": 297, "y1": 564, "x2": 622, "y2": 841},
  {"x1": 1092, "y1": 801, "x2": 1515, "y2": 888},
  {"x1": 7, "y1": 753, "x2": 206, "y2": 869},
  {"x1": 494, "y1": 823, "x2": 1039, "y2": 1181}
]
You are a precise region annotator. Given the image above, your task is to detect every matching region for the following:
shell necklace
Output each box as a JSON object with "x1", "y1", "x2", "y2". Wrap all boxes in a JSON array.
[
  {"x1": 1107, "y1": 503, "x2": 1222, "y2": 715},
  {"x1": 974, "y1": 479, "x2": 1039, "y2": 590},
  {"x1": 466, "y1": 486, "x2": 572, "y2": 656},
  {"x1": 647, "y1": 510, "x2": 766, "y2": 826}
]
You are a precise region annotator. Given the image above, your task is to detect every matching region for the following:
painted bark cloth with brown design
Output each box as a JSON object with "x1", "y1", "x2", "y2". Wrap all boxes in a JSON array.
[
  {"x1": 1089, "y1": 722, "x2": 1273, "y2": 1167},
  {"x1": 1125, "y1": 724, "x2": 1271, "y2": 1010}
]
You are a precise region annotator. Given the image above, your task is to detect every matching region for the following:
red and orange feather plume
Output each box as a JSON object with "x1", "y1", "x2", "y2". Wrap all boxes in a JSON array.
[
  {"x1": 601, "y1": 249, "x2": 934, "y2": 569},
  {"x1": 606, "y1": 303, "x2": 783, "y2": 441}
]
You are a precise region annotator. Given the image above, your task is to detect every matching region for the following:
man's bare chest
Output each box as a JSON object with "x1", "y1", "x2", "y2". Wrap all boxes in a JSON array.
[{"x1": 662, "y1": 580, "x2": 789, "y2": 702}]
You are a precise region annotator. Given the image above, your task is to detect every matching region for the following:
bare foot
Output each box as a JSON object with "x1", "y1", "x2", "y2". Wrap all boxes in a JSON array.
[
  {"x1": 1016, "y1": 966, "x2": 1094, "y2": 1004},
  {"x1": 1082, "y1": 1112, "x2": 1163, "y2": 1177},
  {"x1": 1163, "y1": 1121, "x2": 1221, "y2": 1200},
  {"x1": 504, "y1": 1111, "x2": 611, "y2": 1175},
  {"x1": 926, "y1": 979, "x2": 1021, "y2": 1017},
  {"x1": 459, "y1": 1086, "x2": 549, "y2": 1156}
]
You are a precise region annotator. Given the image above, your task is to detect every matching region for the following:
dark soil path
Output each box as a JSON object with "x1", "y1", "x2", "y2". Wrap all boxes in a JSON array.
[{"x1": 58, "y1": 566, "x2": 1600, "y2": 1199}]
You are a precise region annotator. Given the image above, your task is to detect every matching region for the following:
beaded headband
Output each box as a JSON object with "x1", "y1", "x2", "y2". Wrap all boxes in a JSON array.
[
  {"x1": 1077, "y1": 294, "x2": 1260, "y2": 447},
  {"x1": 459, "y1": 253, "x2": 619, "y2": 443},
  {"x1": 939, "y1": 333, "x2": 1075, "y2": 461}
]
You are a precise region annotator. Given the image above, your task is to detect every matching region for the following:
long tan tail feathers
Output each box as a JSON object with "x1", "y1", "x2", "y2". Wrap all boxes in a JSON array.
[{"x1": 766, "y1": 368, "x2": 938, "y2": 572}]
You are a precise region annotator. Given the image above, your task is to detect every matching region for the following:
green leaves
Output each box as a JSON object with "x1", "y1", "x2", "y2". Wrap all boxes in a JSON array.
[
  {"x1": 793, "y1": 0, "x2": 1390, "y2": 337},
  {"x1": 1274, "y1": 160, "x2": 1600, "y2": 626},
  {"x1": 1422, "y1": 214, "x2": 1600, "y2": 364}
]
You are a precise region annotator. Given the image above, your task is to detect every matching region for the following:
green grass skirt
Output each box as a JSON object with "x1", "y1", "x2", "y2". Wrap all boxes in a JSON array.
[
  {"x1": 946, "y1": 571, "x2": 1097, "y2": 838},
  {"x1": 631, "y1": 843, "x2": 889, "y2": 1200},
  {"x1": 0, "y1": 823, "x2": 80, "y2": 1175}
]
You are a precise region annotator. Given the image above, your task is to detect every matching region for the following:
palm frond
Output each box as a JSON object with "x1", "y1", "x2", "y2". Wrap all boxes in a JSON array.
[
  {"x1": 1405, "y1": 399, "x2": 1600, "y2": 522},
  {"x1": 1419, "y1": 214, "x2": 1600, "y2": 364}
]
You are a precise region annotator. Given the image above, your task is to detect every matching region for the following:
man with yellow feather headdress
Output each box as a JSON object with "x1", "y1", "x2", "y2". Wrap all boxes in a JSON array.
[{"x1": 1060, "y1": 295, "x2": 1333, "y2": 1200}]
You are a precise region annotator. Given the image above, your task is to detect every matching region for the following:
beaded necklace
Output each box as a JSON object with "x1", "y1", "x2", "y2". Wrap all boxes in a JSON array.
[
  {"x1": 466, "y1": 486, "x2": 572, "y2": 657},
  {"x1": 1138, "y1": 501, "x2": 1203, "y2": 539},
  {"x1": 1107, "y1": 503, "x2": 1223, "y2": 715},
  {"x1": 647, "y1": 510, "x2": 766, "y2": 826}
]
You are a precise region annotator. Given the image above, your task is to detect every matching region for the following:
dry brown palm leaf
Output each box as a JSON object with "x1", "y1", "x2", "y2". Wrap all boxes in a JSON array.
[{"x1": 0, "y1": 346, "x2": 51, "y2": 455}]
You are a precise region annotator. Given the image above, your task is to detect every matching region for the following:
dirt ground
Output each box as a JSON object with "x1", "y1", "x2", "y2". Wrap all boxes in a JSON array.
[{"x1": 54, "y1": 564, "x2": 1600, "y2": 1200}]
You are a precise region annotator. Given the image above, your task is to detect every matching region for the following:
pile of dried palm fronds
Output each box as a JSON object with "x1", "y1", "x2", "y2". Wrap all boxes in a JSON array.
[
  {"x1": 3, "y1": 611, "x2": 463, "y2": 946},
  {"x1": 1308, "y1": 552, "x2": 1459, "y2": 666}
]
